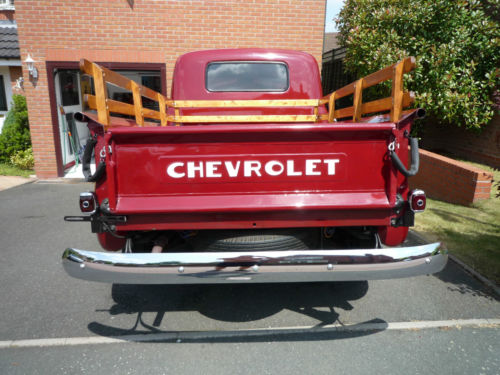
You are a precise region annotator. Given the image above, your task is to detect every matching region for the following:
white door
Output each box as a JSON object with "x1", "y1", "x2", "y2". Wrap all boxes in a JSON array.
[{"x1": 54, "y1": 70, "x2": 89, "y2": 168}]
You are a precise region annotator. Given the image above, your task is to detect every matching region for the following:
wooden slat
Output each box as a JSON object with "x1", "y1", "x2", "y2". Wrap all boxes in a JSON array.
[
  {"x1": 99, "y1": 66, "x2": 164, "y2": 102},
  {"x1": 171, "y1": 99, "x2": 320, "y2": 108},
  {"x1": 142, "y1": 107, "x2": 162, "y2": 121},
  {"x1": 158, "y1": 93, "x2": 167, "y2": 126},
  {"x1": 174, "y1": 108, "x2": 181, "y2": 126},
  {"x1": 362, "y1": 91, "x2": 414, "y2": 115},
  {"x1": 390, "y1": 60, "x2": 405, "y2": 122},
  {"x1": 80, "y1": 59, "x2": 166, "y2": 103},
  {"x1": 352, "y1": 78, "x2": 364, "y2": 122},
  {"x1": 130, "y1": 81, "x2": 144, "y2": 126},
  {"x1": 322, "y1": 56, "x2": 416, "y2": 102},
  {"x1": 79, "y1": 59, "x2": 94, "y2": 76},
  {"x1": 171, "y1": 115, "x2": 318, "y2": 123},
  {"x1": 84, "y1": 94, "x2": 96, "y2": 110},
  {"x1": 86, "y1": 95, "x2": 162, "y2": 121},
  {"x1": 323, "y1": 91, "x2": 415, "y2": 121},
  {"x1": 332, "y1": 81, "x2": 356, "y2": 101},
  {"x1": 361, "y1": 97, "x2": 392, "y2": 116},
  {"x1": 87, "y1": 93, "x2": 414, "y2": 124},
  {"x1": 107, "y1": 99, "x2": 135, "y2": 116},
  {"x1": 328, "y1": 92, "x2": 336, "y2": 122},
  {"x1": 81, "y1": 57, "x2": 417, "y2": 128},
  {"x1": 92, "y1": 63, "x2": 110, "y2": 127},
  {"x1": 363, "y1": 56, "x2": 416, "y2": 88},
  {"x1": 86, "y1": 94, "x2": 135, "y2": 116},
  {"x1": 333, "y1": 106, "x2": 354, "y2": 119},
  {"x1": 140, "y1": 85, "x2": 164, "y2": 102},
  {"x1": 100, "y1": 66, "x2": 132, "y2": 91}
]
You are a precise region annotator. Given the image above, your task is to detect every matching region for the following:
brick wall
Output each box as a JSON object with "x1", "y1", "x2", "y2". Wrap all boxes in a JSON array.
[
  {"x1": 409, "y1": 148, "x2": 493, "y2": 206},
  {"x1": 14, "y1": 0, "x2": 327, "y2": 178},
  {"x1": 421, "y1": 113, "x2": 500, "y2": 169}
]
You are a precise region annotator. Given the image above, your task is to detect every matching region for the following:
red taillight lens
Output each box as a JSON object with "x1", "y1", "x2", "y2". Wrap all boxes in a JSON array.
[
  {"x1": 409, "y1": 189, "x2": 426, "y2": 212},
  {"x1": 79, "y1": 192, "x2": 97, "y2": 213}
]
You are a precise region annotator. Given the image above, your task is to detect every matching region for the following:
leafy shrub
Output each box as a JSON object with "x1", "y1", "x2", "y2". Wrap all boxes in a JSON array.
[
  {"x1": 336, "y1": 0, "x2": 500, "y2": 130},
  {"x1": 10, "y1": 147, "x2": 34, "y2": 170},
  {"x1": 0, "y1": 95, "x2": 31, "y2": 163}
]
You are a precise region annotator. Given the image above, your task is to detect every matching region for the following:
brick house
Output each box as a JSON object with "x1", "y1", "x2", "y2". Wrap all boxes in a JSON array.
[
  {"x1": 0, "y1": 0, "x2": 23, "y2": 133},
  {"x1": 14, "y1": 0, "x2": 326, "y2": 178}
]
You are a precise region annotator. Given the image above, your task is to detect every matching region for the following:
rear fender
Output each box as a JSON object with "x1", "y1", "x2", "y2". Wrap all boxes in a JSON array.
[
  {"x1": 97, "y1": 232, "x2": 126, "y2": 251},
  {"x1": 378, "y1": 226, "x2": 408, "y2": 246}
]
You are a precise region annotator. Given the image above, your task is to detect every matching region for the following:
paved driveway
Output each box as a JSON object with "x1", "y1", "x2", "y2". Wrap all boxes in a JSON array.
[{"x1": 0, "y1": 182, "x2": 498, "y2": 374}]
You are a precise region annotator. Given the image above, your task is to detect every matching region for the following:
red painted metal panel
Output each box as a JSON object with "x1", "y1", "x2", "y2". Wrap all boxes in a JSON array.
[
  {"x1": 116, "y1": 192, "x2": 389, "y2": 214},
  {"x1": 118, "y1": 209, "x2": 390, "y2": 231},
  {"x1": 109, "y1": 124, "x2": 392, "y2": 201}
]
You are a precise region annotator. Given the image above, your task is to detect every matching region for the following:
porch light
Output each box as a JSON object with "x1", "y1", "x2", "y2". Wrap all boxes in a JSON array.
[{"x1": 24, "y1": 54, "x2": 38, "y2": 79}]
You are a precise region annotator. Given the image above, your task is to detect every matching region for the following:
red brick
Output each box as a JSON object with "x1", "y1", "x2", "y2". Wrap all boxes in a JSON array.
[{"x1": 410, "y1": 148, "x2": 493, "y2": 206}]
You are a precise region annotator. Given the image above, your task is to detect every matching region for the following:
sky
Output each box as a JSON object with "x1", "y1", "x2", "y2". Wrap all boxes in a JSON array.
[{"x1": 325, "y1": 0, "x2": 345, "y2": 33}]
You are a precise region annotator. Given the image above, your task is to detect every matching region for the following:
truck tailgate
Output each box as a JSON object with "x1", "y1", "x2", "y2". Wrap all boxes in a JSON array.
[{"x1": 105, "y1": 122, "x2": 396, "y2": 215}]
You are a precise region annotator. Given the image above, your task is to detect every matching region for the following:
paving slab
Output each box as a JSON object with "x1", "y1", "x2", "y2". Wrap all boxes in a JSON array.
[{"x1": 0, "y1": 176, "x2": 35, "y2": 191}]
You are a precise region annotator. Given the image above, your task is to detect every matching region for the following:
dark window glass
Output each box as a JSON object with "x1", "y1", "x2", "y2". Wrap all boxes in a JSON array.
[
  {"x1": 59, "y1": 71, "x2": 80, "y2": 106},
  {"x1": 0, "y1": 75, "x2": 6, "y2": 111},
  {"x1": 141, "y1": 75, "x2": 161, "y2": 92},
  {"x1": 141, "y1": 75, "x2": 161, "y2": 111},
  {"x1": 206, "y1": 62, "x2": 289, "y2": 92}
]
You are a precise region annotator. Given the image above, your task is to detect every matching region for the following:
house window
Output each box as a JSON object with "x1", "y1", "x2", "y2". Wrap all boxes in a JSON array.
[
  {"x1": 0, "y1": 76, "x2": 7, "y2": 111},
  {"x1": 0, "y1": 0, "x2": 14, "y2": 10}
]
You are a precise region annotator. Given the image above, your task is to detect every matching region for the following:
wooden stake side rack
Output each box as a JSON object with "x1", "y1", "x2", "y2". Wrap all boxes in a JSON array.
[{"x1": 80, "y1": 57, "x2": 416, "y2": 131}]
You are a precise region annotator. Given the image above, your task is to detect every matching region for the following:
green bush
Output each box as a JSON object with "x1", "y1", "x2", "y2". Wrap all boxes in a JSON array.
[
  {"x1": 336, "y1": 0, "x2": 500, "y2": 130},
  {"x1": 0, "y1": 95, "x2": 31, "y2": 163},
  {"x1": 10, "y1": 147, "x2": 34, "y2": 170}
]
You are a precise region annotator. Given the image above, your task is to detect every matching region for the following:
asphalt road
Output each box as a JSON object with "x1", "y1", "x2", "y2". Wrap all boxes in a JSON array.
[{"x1": 0, "y1": 182, "x2": 499, "y2": 374}]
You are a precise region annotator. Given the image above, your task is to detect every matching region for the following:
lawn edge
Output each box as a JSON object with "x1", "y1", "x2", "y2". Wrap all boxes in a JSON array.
[{"x1": 411, "y1": 230, "x2": 500, "y2": 297}]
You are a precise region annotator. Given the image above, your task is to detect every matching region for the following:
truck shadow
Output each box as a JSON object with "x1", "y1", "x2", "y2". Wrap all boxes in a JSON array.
[
  {"x1": 88, "y1": 281, "x2": 389, "y2": 342},
  {"x1": 434, "y1": 259, "x2": 499, "y2": 301},
  {"x1": 408, "y1": 230, "x2": 499, "y2": 301}
]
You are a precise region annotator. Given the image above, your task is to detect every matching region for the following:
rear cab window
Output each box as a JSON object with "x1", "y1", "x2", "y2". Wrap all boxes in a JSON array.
[{"x1": 206, "y1": 62, "x2": 289, "y2": 92}]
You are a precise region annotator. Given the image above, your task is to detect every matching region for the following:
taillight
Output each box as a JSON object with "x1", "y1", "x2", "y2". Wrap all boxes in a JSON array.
[
  {"x1": 79, "y1": 192, "x2": 97, "y2": 213},
  {"x1": 409, "y1": 189, "x2": 426, "y2": 212}
]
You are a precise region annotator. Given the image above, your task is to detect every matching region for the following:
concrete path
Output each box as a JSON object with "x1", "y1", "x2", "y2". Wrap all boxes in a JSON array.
[{"x1": 0, "y1": 176, "x2": 36, "y2": 192}]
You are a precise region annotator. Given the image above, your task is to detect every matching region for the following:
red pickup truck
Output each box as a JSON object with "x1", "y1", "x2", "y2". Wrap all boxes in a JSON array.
[{"x1": 63, "y1": 49, "x2": 446, "y2": 284}]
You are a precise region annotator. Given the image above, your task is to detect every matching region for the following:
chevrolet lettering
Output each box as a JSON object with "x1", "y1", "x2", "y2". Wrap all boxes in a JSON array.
[{"x1": 166, "y1": 159, "x2": 341, "y2": 179}]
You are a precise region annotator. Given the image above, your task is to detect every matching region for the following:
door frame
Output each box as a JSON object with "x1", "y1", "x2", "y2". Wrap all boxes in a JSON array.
[
  {"x1": 46, "y1": 61, "x2": 167, "y2": 176},
  {"x1": 54, "y1": 69, "x2": 85, "y2": 168}
]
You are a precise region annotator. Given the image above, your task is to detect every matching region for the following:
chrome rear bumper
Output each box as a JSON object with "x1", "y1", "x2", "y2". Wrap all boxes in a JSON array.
[{"x1": 62, "y1": 242, "x2": 447, "y2": 284}]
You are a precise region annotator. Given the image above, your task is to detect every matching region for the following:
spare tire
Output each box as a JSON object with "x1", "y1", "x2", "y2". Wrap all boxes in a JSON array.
[{"x1": 188, "y1": 228, "x2": 318, "y2": 251}]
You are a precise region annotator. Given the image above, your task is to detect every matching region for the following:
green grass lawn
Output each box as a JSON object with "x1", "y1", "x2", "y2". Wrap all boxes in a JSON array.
[
  {"x1": 414, "y1": 161, "x2": 500, "y2": 284},
  {"x1": 0, "y1": 163, "x2": 34, "y2": 178}
]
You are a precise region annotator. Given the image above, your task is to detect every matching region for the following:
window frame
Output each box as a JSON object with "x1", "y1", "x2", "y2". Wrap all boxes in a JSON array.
[
  {"x1": 0, "y1": 75, "x2": 8, "y2": 112},
  {"x1": 205, "y1": 61, "x2": 290, "y2": 93},
  {"x1": 0, "y1": 0, "x2": 15, "y2": 11}
]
